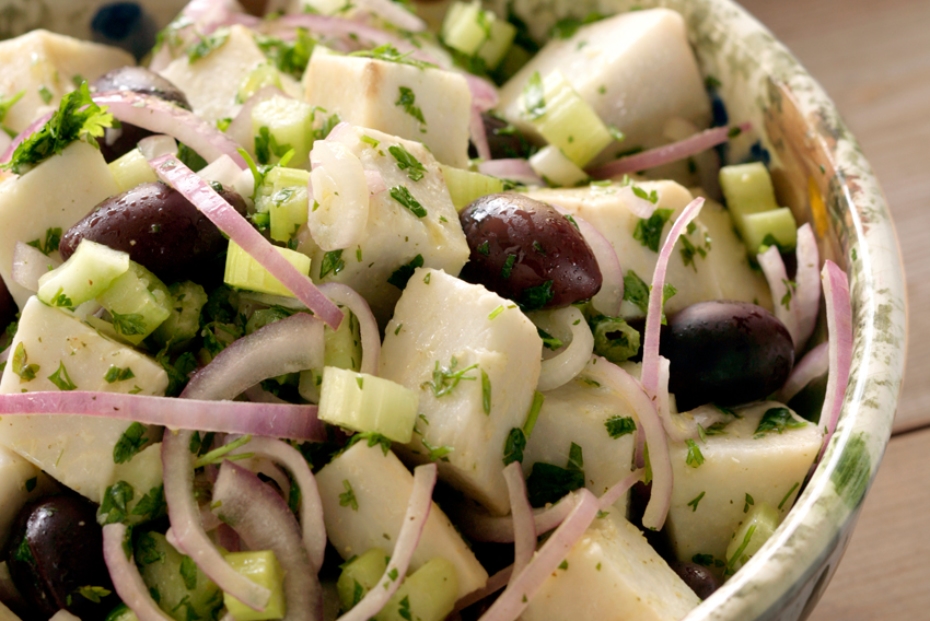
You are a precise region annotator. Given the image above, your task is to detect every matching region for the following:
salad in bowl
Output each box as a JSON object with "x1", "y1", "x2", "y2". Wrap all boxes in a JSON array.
[{"x1": 0, "y1": 1, "x2": 892, "y2": 621}]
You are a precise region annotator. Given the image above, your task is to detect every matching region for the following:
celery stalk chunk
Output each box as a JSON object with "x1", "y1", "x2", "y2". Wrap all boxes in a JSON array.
[
  {"x1": 318, "y1": 367, "x2": 419, "y2": 443},
  {"x1": 250, "y1": 95, "x2": 314, "y2": 168},
  {"x1": 136, "y1": 532, "x2": 224, "y2": 621},
  {"x1": 440, "y1": 164, "x2": 505, "y2": 211},
  {"x1": 719, "y1": 162, "x2": 797, "y2": 252},
  {"x1": 108, "y1": 148, "x2": 159, "y2": 193},
  {"x1": 527, "y1": 71, "x2": 613, "y2": 167},
  {"x1": 255, "y1": 167, "x2": 311, "y2": 244},
  {"x1": 37, "y1": 239, "x2": 130, "y2": 310},
  {"x1": 529, "y1": 145, "x2": 588, "y2": 187},
  {"x1": 336, "y1": 547, "x2": 388, "y2": 609},
  {"x1": 299, "y1": 308, "x2": 362, "y2": 403},
  {"x1": 741, "y1": 208, "x2": 798, "y2": 253},
  {"x1": 224, "y1": 551, "x2": 287, "y2": 621},
  {"x1": 724, "y1": 501, "x2": 780, "y2": 575},
  {"x1": 96, "y1": 261, "x2": 172, "y2": 345},
  {"x1": 223, "y1": 240, "x2": 311, "y2": 297},
  {"x1": 441, "y1": 2, "x2": 516, "y2": 70},
  {"x1": 151, "y1": 281, "x2": 209, "y2": 351}
]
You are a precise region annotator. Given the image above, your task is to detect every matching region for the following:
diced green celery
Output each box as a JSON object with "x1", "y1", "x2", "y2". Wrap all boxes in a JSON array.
[
  {"x1": 741, "y1": 208, "x2": 798, "y2": 253},
  {"x1": 725, "y1": 501, "x2": 780, "y2": 575},
  {"x1": 109, "y1": 148, "x2": 158, "y2": 193},
  {"x1": 440, "y1": 164, "x2": 505, "y2": 211},
  {"x1": 336, "y1": 548, "x2": 388, "y2": 611},
  {"x1": 37, "y1": 239, "x2": 130, "y2": 310},
  {"x1": 442, "y1": 2, "x2": 487, "y2": 56},
  {"x1": 238, "y1": 63, "x2": 284, "y2": 104},
  {"x1": 251, "y1": 96, "x2": 314, "y2": 168},
  {"x1": 151, "y1": 281, "x2": 209, "y2": 351},
  {"x1": 318, "y1": 367, "x2": 418, "y2": 443},
  {"x1": 135, "y1": 532, "x2": 224, "y2": 621},
  {"x1": 719, "y1": 163, "x2": 780, "y2": 216},
  {"x1": 96, "y1": 262, "x2": 172, "y2": 345},
  {"x1": 224, "y1": 551, "x2": 287, "y2": 621},
  {"x1": 256, "y1": 167, "x2": 311, "y2": 244},
  {"x1": 528, "y1": 71, "x2": 612, "y2": 167},
  {"x1": 224, "y1": 240, "x2": 311, "y2": 298},
  {"x1": 529, "y1": 145, "x2": 588, "y2": 187},
  {"x1": 299, "y1": 307, "x2": 362, "y2": 402},
  {"x1": 378, "y1": 557, "x2": 458, "y2": 621},
  {"x1": 476, "y1": 19, "x2": 517, "y2": 70}
]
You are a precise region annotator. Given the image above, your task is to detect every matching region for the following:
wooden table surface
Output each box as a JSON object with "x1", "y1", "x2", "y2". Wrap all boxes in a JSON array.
[{"x1": 735, "y1": 0, "x2": 930, "y2": 618}]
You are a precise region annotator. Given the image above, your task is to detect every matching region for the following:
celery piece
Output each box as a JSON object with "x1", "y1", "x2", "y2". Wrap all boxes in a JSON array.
[
  {"x1": 476, "y1": 19, "x2": 517, "y2": 71},
  {"x1": 529, "y1": 145, "x2": 588, "y2": 187},
  {"x1": 224, "y1": 551, "x2": 287, "y2": 621},
  {"x1": 441, "y1": 2, "x2": 487, "y2": 57},
  {"x1": 378, "y1": 557, "x2": 458, "y2": 621},
  {"x1": 37, "y1": 239, "x2": 130, "y2": 310},
  {"x1": 251, "y1": 96, "x2": 314, "y2": 168},
  {"x1": 96, "y1": 262, "x2": 172, "y2": 345},
  {"x1": 440, "y1": 164, "x2": 504, "y2": 211},
  {"x1": 528, "y1": 71, "x2": 612, "y2": 167},
  {"x1": 256, "y1": 167, "x2": 311, "y2": 243},
  {"x1": 151, "y1": 281, "x2": 209, "y2": 351},
  {"x1": 741, "y1": 208, "x2": 798, "y2": 253},
  {"x1": 136, "y1": 532, "x2": 224, "y2": 621},
  {"x1": 109, "y1": 148, "x2": 159, "y2": 193},
  {"x1": 224, "y1": 240, "x2": 311, "y2": 298},
  {"x1": 238, "y1": 63, "x2": 284, "y2": 104},
  {"x1": 318, "y1": 367, "x2": 419, "y2": 443},
  {"x1": 299, "y1": 307, "x2": 361, "y2": 403},
  {"x1": 719, "y1": 163, "x2": 780, "y2": 217},
  {"x1": 336, "y1": 548, "x2": 388, "y2": 611},
  {"x1": 724, "y1": 501, "x2": 780, "y2": 575}
]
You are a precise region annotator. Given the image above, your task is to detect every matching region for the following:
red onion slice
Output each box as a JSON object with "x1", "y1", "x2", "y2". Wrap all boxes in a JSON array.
[
  {"x1": 470, "y1": 107, "x2": 491, "y2": 162},
  {"x1": 213, "y1": 461, "x2": 323, "y2": 621},
  {"x1": 151, "y1": 153, "x2": 344, "y2": 329},
  {"x1": 103, "y1": 523, "x2": 175, "y2": 621},
  {"x1": 455, "y1": 493, "x2": 578, "y2": 543},
  {"x1": 364, "y1": 169, "x2": 387, "y2": 195},
  {"x1": 533, "y1": 306, "x2": 594, "y2": 392},
  {"x1": 93, "y1": 92, "x2": 247, "y2": 168},
  {"x1": 0, "y1": 392, "x2": 324, "y2": 441},
  {"x1": 181, "y1": 312, "x2": 324, "y2": 401},
  {"x1": 337, "y1": 464, "x2": 437, "y2": 621},
  {"x1": 597, "y1": 469, "x2": 645, "y2": 510},
  {"x1": 477, "y1": 159, "x2": 544, "y2": 187},
  {"x1": 317, "y1": 282, "x2": 381, "y2": 375},
  {"x1": 793, "y1": 223, "x2": 822, "y2": 352},
  {"x1": 817, "y1": 261, "x2": 853, "y2": 461},
  {"x1": 12, "y1": 241, "x2": 60, "y2": 292},
  {"x1": 777, "y1": 341, "x2": 829, "y2": 403},
  {"x1": 0, "y1": 111, "x2": 53, "y2": 165},
  {"x1": 758, "y1": 245, "x2": 801, "y2": 348},
  {"x1": 588, "y1": 122, "x2": 752, "y2": 180},
  {"x1": 503, "y1": 462, "x2": 535, "y2": 582},
  {"x1": 477, "y1": 489, "x2": 600, "y2": 621}
]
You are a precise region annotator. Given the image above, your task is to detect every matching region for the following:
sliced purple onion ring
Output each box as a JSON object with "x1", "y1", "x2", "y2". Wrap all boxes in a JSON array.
[
  {"x1": 532, "y1": 306, "x2": 594, "y2": 392},
  {"x1": 476, "y1": 489, "x2": 600, "y2": 621},
  {"x1": 777, "y1": 341, "x2": 830, "y2": 403},
  {"x1": 792, "y1": 224, "x2": 822, "y2": 352},
  {"x1": 213, "y1": 461, "x2": 323, "y2": 621},
  {"x1": 588, "y1": 122, "x2": 752, "y2": 180},
  {"x1": 93, "y1": 92, "x2": 247, "y2": 168},
  {"x1": 337, "y1": 464, "x2": 438, "y2": 621},
  {"x1": 758, "y1": 245, "x2": 801, "y2": 347},
  {"x1": 598, "y1": 469, "x2": 646, "y2": 510},
  {"x1": 817, "y1": 261, "x2": 853, "y2": 461},
  {"x1": 470, "y1": 108, "x2": 492, "y2": 161},
  {"x1": 0, "y1": 393, "x2": 324, "y2": 440},
  {"x1": 477, "y1": 159, "x2": 544, "y2": 187},
  {"x1": 103, "y1": 523, "x2": 175, "y2": 621},
  {"x1": 455, "y1": 493, "x2": 578, "y2": 543},
  {"x1": 12, "y1": 241, "x2": 60, "y2": 292},
  {"x1": 503, "y1": 462, "x2": 535, "y2": 582},
  {"x1": 151, "y1": 153, "x2": 344, "y2": 329}
]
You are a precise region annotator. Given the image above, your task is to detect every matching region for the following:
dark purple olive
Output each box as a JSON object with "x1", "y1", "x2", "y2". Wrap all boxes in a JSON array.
[
  {"x1": 660, "y1": 301, "x2": 794, "y2": 410},
  {"x1": 59, "y1": 181, "x2": 248, "y2": 283},
  {"x1": 468, "y1": 113, "x2": 536, "y2": 160},
  {"x1": 668, "y1": 561, "x2": 720, "y2": 600},
  {"x1": 92, "y1": 67, "x2": 190, "y2": 161},
  {"x1": 7, "y1": 495, "x2": 114, "y2": 620},
  {"x1": 459, "y1": 193, "x2": 601, "y2": 309},
  {"x1": 0, "y1": 276, "x2": 14, "y2": 335}
]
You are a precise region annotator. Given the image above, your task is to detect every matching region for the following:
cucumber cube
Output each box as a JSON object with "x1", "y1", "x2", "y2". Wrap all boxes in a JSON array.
[
  {"x1": 224, "y1": 240, "x2": 311, "y2": 298},
  {"x1": 224, "y1": 551, "x2": 286, "y2": 621},
  {"x1": 96, "y1": 262, "x2": 172, "y2": 345},
  {"x1": 740, "y1": 208, "x2": 798, "y2": 253},
  {"x1": 251, "y1": 96, "x2": 314, "y2": 168},
  {"x1": 719, "y1": 163, "x2": 780, "y2": 216},
  {"x1": 440, "y1": 165, "x2": 505, "y2": 211},
  {"x1": 37, "y1": 239, "x2": 130, "y2": 310},
  {"x1": 108, "y1": 148, "x2": 159, "y2": 193},
  {"x1": 724, "y1": 501, "x2": 780, "y2": 574},
  {"x1": 441, "y1": 2, "x2": 516, "y2": 70},
  {"x1": 336, "y1": 547, "x2": 388, "y2": 610},
  {"x1": 151, "y1": 281, "x2": 209, "y2": 351},
  {"x1": 255, "y1": 167, "x2": 311, "y2": 244},
  {"x1": 318, "y1": 367, "x2": 419, "y2": 443}
]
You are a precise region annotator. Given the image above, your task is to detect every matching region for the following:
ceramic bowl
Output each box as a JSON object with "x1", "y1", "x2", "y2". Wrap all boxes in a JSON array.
[{"x1": 0, "y1": 0, "x2": 907, "y2": 620}]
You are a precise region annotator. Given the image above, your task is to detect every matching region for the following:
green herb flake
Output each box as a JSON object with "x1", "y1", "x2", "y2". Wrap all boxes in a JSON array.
[
  {"x1": 132, "y1": 485, "x2": 166, "y2": 521},
  {"x1": 567, "y1": 442, "x2": 584, "y2": 472},
  {"x1": 26, "y1": 227, "x2": 62, "y2": 256},
  {"x1": 180, "y1": 556, "x2": 198, "y2": 590},
  {"x1": 104, "y1": 365, "x2": 136, "y2": 384},
  {"x1": 388, "y1": 144, "x2": 427, "y2": 181},
  {"x1": 361, "y1": 135, "x2": 380, "y2": 147},
  {"x1": 477, "y1": 240, "x2": 490, "y2": 256},
  {"x1": 48, "y1": 361, "x2": 77, "y2": 391},
  {"x1": 522, "y1": 71, "x2": 546, "y2": 120},
  {"x1": 397, "y1": 595, "x2": 412, "y2": 621},
  {"x1": 339, "y1": 479, "x2": 359, "y2": 511},
  {"x1": 692, "y1": 553, "x2": 715, "y2": 567},
  {"x1": 320, "y1": 249, "x2": 346, "y2": 279},
  {"x1": 687, "y1": 491, "x2": 706, "y2": 512},
  {"x1": 254, "y1": 125, "x2": 293, "y2": 165},
  {"x1": 24, "y1": 477, "x2": 37, "y2": 492},
  {"x1": 520, "y1": 280, "x2": 554, "y2": 310},
  {"x1": 193, "y1": 434, "x2": 252, "y2": 469},
  {"x1": 422, "y1": 438, "x2": 453, "y2": 462},
  {"x1": 481, "y1": 369, "x2": 492, "y2": 415},
  {"x1": 38, "y1": 85, "x2": 53, "y2": 105},
  {"x1": 500, "y1": 254, "x2": 517, "y2": 279},
  {"x1": 394, "y1": 86, "x2": 426, "y2": 127},
  {"x1": 349, "y1": 44, "x2": 437, "y2": 70},
  {"x1": 424, "y1": 356, "x2": 477, "y2": 397},
  {"x1": 526, "y1": 461, "x2": 584, "y2": 507},
  {"x1": 502, "y1": 427, "x2": 526, "y2": 465},
  {"x1": 754, "y1": 407, "x2": 806, "y2": 438},
  {"x1": 631, "y1": 185, "x2": 659, "y2": 204},
  {"x1": 622, "y1": 270, "x2": 650, "y2": 315},
  {"x1": 778, "y1": 482, "x2": 801, "y2": 510},
  {"x1": 355, "y1": 376, "x2": 364, "y2": 390},
  {"x1": 390, "y1": 185, "x2": 427, "y2": 218},
  {"x1": 558, "y1": 560, "x2": 569, "y2": 570},
  {"x1": 255, "y1": 29, "x2": 316, "y2": 79},
  {"x1": 523, "y1": 391, "x2": 544, "y2": 437},
  {"x1": 74, "y1": 585, "x2": 111, "y2": 604},
  {"x1": 537, "y1": 327, "x2": 563, "y2": 350},
  {"x1": 12, "y1": 342, "x2": 39, "y2": 382},
  {"x1": 111, "y1": 311, "x2": 148, "y2": 337},
  {"x1": 685, "y1": 439, "x2": 705, "y2": 468},
  {"x1": 187, "y1": 29, "x2": 230, "y2": 62},
  {"x1": 98, "y1": 480, "x2": 134, "y2": 525},
  {"x1": 743, "y1": 493, "x2": 755, "y2": 513},
  {"x1": 633, "y1": 208, "x2": 673, "y2": 252},
  {"x1": 135, "y1": 532, "x2": 166, "y2": 565},
  {"x1": 113, "y1": 423, "x2": 147, "y2": 464},
  {"x1": 387, "y1": 254, "x2": 425, "y2": 289},
  {"x1": 605, "y1": 416, "x2": 636, "y2": 439}
]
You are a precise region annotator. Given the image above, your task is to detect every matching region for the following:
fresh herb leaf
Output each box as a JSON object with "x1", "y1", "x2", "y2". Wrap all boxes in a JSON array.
[
  {"x1": 255, "y1": 29, "x2": 316, "y2": 79},
  {"x1": 526, "y1": 461, "x2": 584, "y2": 507},
  {"x1": 548, "y1": 12, "x2": 605, "y2": 39},
  {"x1": 424, "y1": 356, "x2": 478, "y2": 397},
  {"x1": 254, "y1": 126, "x2": 293, "y2": 165},
  {"x1": 481, "y1": 369, "x2": 491, "y2": 415},
  {"x1": 345, "y1": 432, "x2": 392, "y2": 456},
  {"x1": 520, "y1": 280, "x2": 553, "y2": 310},
  {"x1": 631, "y1": 185, "x2": 659, "y2": 204},
  {"x1": 187, "y1": 29, "x2": 230, "y2": 62},
  {"x1": 105, "y1": 365, "x2": 135, "y2": 383},
  {"x1": 502, "y1": 427, "x2": 526, "y2": 465},
  {"x1": 193, "y1": 434, "x2": 252, "y2": 469},
  {"x1": 604, "y1": 416, "x2": 636, "y2": 438},
  {"x1": 320, "y1": 249, "x2": 346, "y2": 279},
  {"x1": 522, "y1": 71, "x2": 545, "y2": 120},
  {"x1": 567, "y1": 442, "x2": 584, "y2": 472},
  {"x1": 114, "y1": 423, "x2": 147, "y2": 464},
  {"x1": 398, "y1": 596, "x2": 412, "y2": 621},
  {"x1": 685, "y1": 439, "x2": 705, "y2": 468},
  {"x1": 74, "y1": 586, "x2": 111, "y2": 604},
  {"x1": 633, "y1": 208, "x2": 673, "y2": 252},
  {"x1": 26, "y1": 227, "x2": 62, "y2": 256},
  {"x1": 12, "y1": 342, "x2": 38, "y2": 382},
  {"x1": 98, "y1": 481, "x2": 134, "y2": 524},
  {"x1": 339, "y1": 479, "x2": 358, "y2": 511},
  {"x1": 135, "y1": 532, "x2": 166, "y2": 564},
  {"x1": 180, "y1": 557, "x2": 198, "y2": 590},
  {"x1": 387, "y1": 254, "x2": 424, "y2": 289},
  {"x1": 111, "y1": 311, "x2": 148, "y2": 337},
  {"x1": 537, "y1": 327, "x2": 563, "y2": 350},
  {"x1": 394, "y1": 86, "x2": 426, "y2": 127},
  {"x1": 754, "y1": 407, "x2": 806, "y2": 438},
  {"x1": 389, "y1": 185, "x2": 427, "y2": 218},
  {"x1": 622, "y1": 270, "x2": 650, "y2": 314},
  {"x1": 48, "y1": 361, "x2": 77, "y2": 391},
  {"x1": 132, "y1": 485, "x2": 167, "y2": 521},
  {"x1": 500, "y1": 254, "x2": 516, "y2": 279},
  {"x1": 421, "y1": 438, "x2": 453, "y2": 462},
  {"x1": 349, "y1": 44, "x2": 437, "y2": 70},
  {"x1": 687, "y1": 491, "x2": 706, "y2": 512},
  {"x1": 388, "y1": 144, "x2": 426, "y2": 181},
  {"x1": 743, "y1": 492, "x2": 755, "y2": 513}
]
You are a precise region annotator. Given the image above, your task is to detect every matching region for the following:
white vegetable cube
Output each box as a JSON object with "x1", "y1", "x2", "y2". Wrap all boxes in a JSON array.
[
  {"x1": 522, "y1": 509, "x2": 700, "y2": 621},
  {"x1": 0, "y1": 140, "x2": 120, "y2": 309},
  {"x1": 0, "y1": 297, "x2": 169, "y2": 502},
  {"x1": 303, "y1": 53, "x2": 472, "y2": 167},
  {"x1": 497, "y1": 8, "x2": 710, "y2": 165},
  {"x1": 318, "y1": 367, "x2": 419, "y2": 443},
  {"x1": 380, "y1": 269, "x2": 542, "y2": 515},
  {"x1": 0, "y1": 446, "x2": 54, "y2": 550},
  {"x1": 301, "y1": 125, "x2": 469, "y2": 325},
  {"x1": 0, "y1": 29, "x2": 133, "y2": 133},
  {"x1": 524, "y1": 375, "x2": 636, "y2": 515},
  {"x1": 315, "y1": 441, "x2": 489, "y2": 599},
  {"x1": 665, "y1": 401, "x2": 822, "y2": 566}
]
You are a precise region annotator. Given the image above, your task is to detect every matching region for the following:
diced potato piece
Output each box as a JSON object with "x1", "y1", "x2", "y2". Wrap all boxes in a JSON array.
[
  {"x1": 522, "y1": 509, "x2": 700, "y2": 621},
  {"x1": 0, "y1": 30, "x2": 133, "y2": 133},
  {"x1": 301, "y1": 125, "x2": 469, "y2": 325},
  {"x1": 303, "y1": 53, "x2": 472, "y2": 167},
  {"x1": 315, "y1": 441, "x2": 489, "y2": 599},
  {"x1": 524, "y1": 373, "x2": 636, "y2": 515},
  {"x1": 0, "y1": 141, "x2": 121, "y2": 309},
  {"x1": 524, "y1": 180, "x2": 773, "y2": 317},
  {"x1": 665, "y1": 401, "x2": 822, "y2": 567},
  {"x1": 380, "y1": 269, "x2": 542, "y2": 515},
  {"x1": 159, "y1": 25, "x2": 268, "y2": 124},
  {"x1": 0, "y1": 446, "x2": 55, "y2": 550},
  {"x1": 0, "y1": 297, "x2": 168, "y2": 502},
  {"x1": 496, "y1": 9, "x2": 710, "y2": 165}
]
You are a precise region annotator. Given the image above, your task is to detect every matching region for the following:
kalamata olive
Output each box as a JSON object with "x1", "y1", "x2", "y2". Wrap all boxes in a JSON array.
[
  {"x1": 459, "y1": 194, "x2": 601, "y2": 309},
  {"x1": 660, "y1": 301, "x2": 794, "y2": 410},
  {"x1": 92, "y1": 67, "x2": 190, "y2": 161},
  {"x1": 668, "y1": 561, "x2": 720, "y2": 600},
  {"x1": 7, "y1": 495, "x2": 114, "y2": 620},
  {"x1": 0, "y1": 276, "x2": 14, "y2": 334},
  {"x1": 59, "y1": 181, "x2": 248, "y2": 283},
  {"x1": 468, "y1": 114, "x2": 536, "y2": 160}
]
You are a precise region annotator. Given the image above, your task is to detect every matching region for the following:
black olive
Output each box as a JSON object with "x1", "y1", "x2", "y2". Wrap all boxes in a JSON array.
[
  {"x1": 667, "y1": 560, "x2": 720, "y2": 600},
  {"x1": 468, "y1": 113, "x2": 536, "y2": 160}
]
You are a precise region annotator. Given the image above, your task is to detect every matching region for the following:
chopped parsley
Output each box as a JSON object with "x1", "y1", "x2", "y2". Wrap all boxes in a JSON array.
[
  {"x1": 520, "y1": 280, "x2": 553, "y2": 310},
  {"x1": 73, "y1": 586, "x2": 111, "y2": 604},
  {"x1": 481, "y1": 369, "x2": 491, "y2": 415},
  {"x1": 500, "y1": 254, "x2": 516, "y2": 279},
  {"x1": 187, "y1": 29, "x2": 230, "y2": 62},
  {"x1": 387, "y1": 254, "x2": 424, "y2": 289},
  {"x1": 348, "y1": 44, "x2": 437, "y2": 70},
  {"x1": 780, "y1": 278, "x2": 797, "y2": 310},
  {"x1": 98, "y1": 480, "x2": 134, "y2": 524},
  {"x1": 48, "y1": 361, "x2": 77, "y2": 391},
  {"x1": 685, "y1": 439, "x2": 705, "y2": 468},
  {"x1": 12, "y1": 342, "x2": 39, "y2": 382},
  {"x1": 254, "y1": 126, "x2": 293, "y2": 165},
  {"x1": 394, "y1": 86, "x2": 426, "y2": 128},
  {"x1": 604, "y1": 416, "x2": 636, "y2": 439},
  {"x1": 687, "y1": 491, "x2": 706, "y2": 512},
  {"x1": 390, "y1": 185, "x2": 427, "y2": 218},
  {"x1": 255, "y1": 29, "x2": 316, "y2": 79},
  {"x1": 320, "y1": 249, "x2": 346, "y2": 279},
  {"x1": 537, "y1": 327, "x2": 563, "y2": 350},
  {"x1": 548, "y1": 12, "x2": 606, "y2": 39},
  {"x1": 524, "y1": 391, "x2": 544, "y2": 437},
  {"x1": 339, "y1": 480, "x2": 359, "y2": 511},
  {"x1": 522, "y1": 71, "x2": 546, "y2": 120},
  {"x1": 388, "y1": 144, "x2": 426, "y2": 181},
  {"x1": 423, "y1": 356, "x2": 478, "y2": 397},
  {"x1": 754, "y1": 407, "x2": 806, "y2": 438},
  {"x1": 421, "y1": 439, "x2": 453, "y2": 462},
  {"x1": 778, "y1": 482, "x2": 801, "y2": 510},
  {"x1": 345, "y1": 432, "x2": 392, "y2": 456},
  {"x1": 113, "y1": 423, "x2": 148, "y2": 464},
  {"x1": 26, "y1": 227, "x2": 62, "y2": 256},
  {"x1": 38, "y1": 85, "x2": 53, "y2": 105},
  {"x1": 743, "y1": 493, "x2": 755, "y2": 513},
  {"x1": 502, "y1": 427, "x2": 526, "y2": 465},
  {"x1": 526, "y1": 460, "x2": 584, "y2": 507},
  {"x1": 633, "y1": 208, "x2": 673, "y2": 252},
  {"x1": 622, "y1": 270, "x2": 651, "y2": 314},
  {"x1": 477, "y1": 240, "x2": 491, "y2": 256}
]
